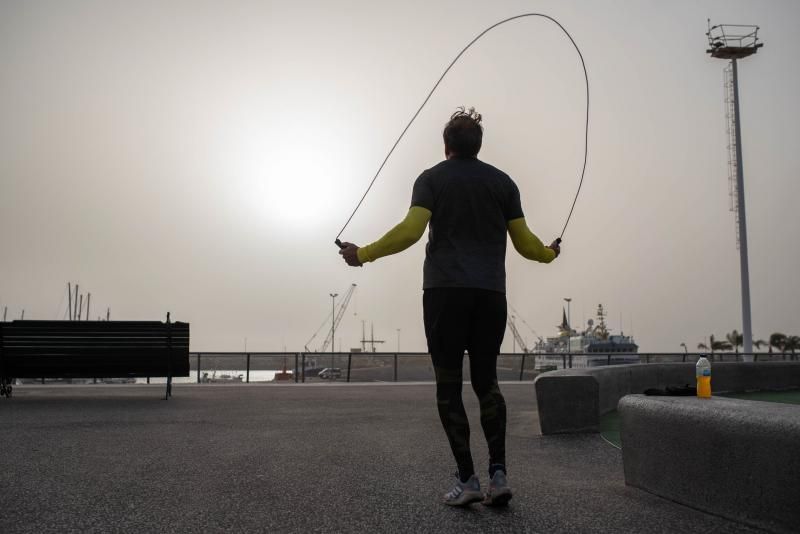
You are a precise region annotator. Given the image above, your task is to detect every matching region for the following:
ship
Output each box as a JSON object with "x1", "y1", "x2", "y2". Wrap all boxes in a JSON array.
[
  {"x1": 534, "y1": 304, "x2": 639, "y2": 369},
  {"x1": 200, "y1": 371, "x2": 244, "y2": 383}
]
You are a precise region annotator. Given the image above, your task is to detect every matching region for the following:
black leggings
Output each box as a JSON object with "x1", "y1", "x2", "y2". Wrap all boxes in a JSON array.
[{"x1": 423, "y1": 288, "x2": 507, "y2": 479}]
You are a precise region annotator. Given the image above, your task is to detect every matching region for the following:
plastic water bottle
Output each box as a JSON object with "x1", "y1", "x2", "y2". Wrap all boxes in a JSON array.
[{"x1": 696, "y1": 356, "x2": 712, "y2": 398}]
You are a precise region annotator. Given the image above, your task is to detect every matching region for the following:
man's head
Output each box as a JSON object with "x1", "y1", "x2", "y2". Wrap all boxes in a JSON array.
[{"x1": 443, "y1": 107, "x2": 483, "y2": 158}]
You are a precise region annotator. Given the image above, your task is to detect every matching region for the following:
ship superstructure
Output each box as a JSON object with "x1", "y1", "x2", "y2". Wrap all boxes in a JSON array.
[{"x1": 534, "y1": 304, "x2": 639, "y2": 369}]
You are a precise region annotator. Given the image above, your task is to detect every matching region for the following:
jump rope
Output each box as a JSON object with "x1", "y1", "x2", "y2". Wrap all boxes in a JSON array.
[{"x1": 335, "y1": 13, "x2": 589, "y2": 250}]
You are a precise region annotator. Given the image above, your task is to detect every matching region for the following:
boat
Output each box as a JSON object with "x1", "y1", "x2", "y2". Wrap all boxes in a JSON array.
[
  {"x1": 200, "y1": 371, "x2": 244, "y2": 383},
  {"x1": 272, "y1": 357, "x2": 294, "y2": 382},
  {"x1": 534, "y1": 304, "x2": 639, "y2": 369}
]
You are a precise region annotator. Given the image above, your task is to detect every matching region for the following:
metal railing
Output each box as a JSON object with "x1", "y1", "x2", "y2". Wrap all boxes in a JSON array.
[
  {"x1": 707, "y1": 23, "x2": 761, "y2": 51},
  {"x1": 15, "y1": 351, "x2": 798, "y2": 386}
]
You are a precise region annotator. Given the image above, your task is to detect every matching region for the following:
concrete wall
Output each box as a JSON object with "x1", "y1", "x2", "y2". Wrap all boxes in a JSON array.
[
  {"x1": 534, "y1": 362, "x2": 800, "y2": 434},
  {"x1": 619, "y1": 395, "x2": 800, "y2": 533}
]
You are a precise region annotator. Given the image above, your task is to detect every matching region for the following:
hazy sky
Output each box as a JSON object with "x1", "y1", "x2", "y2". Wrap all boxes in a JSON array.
[{"x1": 2, "y1": 0, "x2": 798, "y2": 353}]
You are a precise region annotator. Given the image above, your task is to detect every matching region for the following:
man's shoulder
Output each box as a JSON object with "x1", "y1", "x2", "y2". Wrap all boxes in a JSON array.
[
  {"x1": 423, "y1": 158, "x2": 511, "y2": 178},
  {"x1": 474, "y1": 159, "x2": 512, "y2": 180},
  {"x1": 421, "y1": 160, "x2": 449, "y2": 175}
]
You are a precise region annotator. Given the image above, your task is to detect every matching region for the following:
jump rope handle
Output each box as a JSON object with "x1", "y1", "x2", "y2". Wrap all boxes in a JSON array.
[{"x1": 555, "y1": 237, "x2": 562, "y2": 245}]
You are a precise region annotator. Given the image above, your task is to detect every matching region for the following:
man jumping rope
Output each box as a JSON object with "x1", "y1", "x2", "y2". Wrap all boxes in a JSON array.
[{"x1": 338, "y1": 107, "x2": 559, "y2": 506}]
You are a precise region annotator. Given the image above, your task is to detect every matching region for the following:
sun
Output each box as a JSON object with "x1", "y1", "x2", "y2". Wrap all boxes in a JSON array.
[{"x1": 225, "y1": 123, "x2": 348, "y2": 229}]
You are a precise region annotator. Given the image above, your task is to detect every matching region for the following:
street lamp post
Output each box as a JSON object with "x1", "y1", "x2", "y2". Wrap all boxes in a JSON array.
[
  {"x1": 706, "y1": 22, "x2": 763, "y2": 361},
  {"x1": 330, "y1": 293, "x2": 338, "y2": 381},
  {"x1": 396, "y1": 328, "x2": 401, "y2": 353},
  {"x1": 564, "y1": 298, "x2": 572, "y2": 353}
]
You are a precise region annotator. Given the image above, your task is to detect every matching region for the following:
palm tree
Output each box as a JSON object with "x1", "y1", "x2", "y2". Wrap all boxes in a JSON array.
[
  {"x1": 680, "y1": 342, "x2": 688, "y2": 354},
  {"x1": 784, "y1": 336, "x2": 800, "y2": 361},
  {"x1": 769, "y1": 333, "x2": 787, "y2": 356},
  {"x1": 726, "y1": 330, "x2": 743, "y2": 355},
  {"x1": 697, "y1": 342, "x2": 709, "y2": 352},
  {"x1": 710, "y1": 334, "x2": 732, "y2": 353}
]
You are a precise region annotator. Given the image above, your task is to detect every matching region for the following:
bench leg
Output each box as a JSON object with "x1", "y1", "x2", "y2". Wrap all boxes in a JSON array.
[
  {"x1": 0, "y1": 378, "x2": 11, "y2": 399},
  {"x1": 164, "y1": 375, "x2": 173, "y2": 400}
]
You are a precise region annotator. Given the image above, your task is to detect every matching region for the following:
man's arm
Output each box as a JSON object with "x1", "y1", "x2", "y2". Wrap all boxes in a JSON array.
[
  {"x1": 507, "y1": 217, "x2": 559, "y2": 263},
  {"x1": 339, "y1": 206, "x2": 431, "y2": 266}
]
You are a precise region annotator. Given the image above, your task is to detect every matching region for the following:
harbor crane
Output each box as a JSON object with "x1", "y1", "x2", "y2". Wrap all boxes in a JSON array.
[
  {"x1": 304, "y1": 284, "x2": 357, "y2": 352},
  {"x1": 506, "y1": 303, "x2": 543, "y2": 353},
  {"x1": 506, "y1": 315, "x2": 531, "y2": 353}
]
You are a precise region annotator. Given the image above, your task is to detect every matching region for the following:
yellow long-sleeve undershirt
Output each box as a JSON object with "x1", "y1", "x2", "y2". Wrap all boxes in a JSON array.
[
  {"x1": 507, "y1": 217, "x2": 556, "y2": 263},
  {"x1": 356, "y1": 209, "x2": 555, "y2": 264},
  {"x1": 357, "y1": 206, "x2": 431, "y2": 263}
]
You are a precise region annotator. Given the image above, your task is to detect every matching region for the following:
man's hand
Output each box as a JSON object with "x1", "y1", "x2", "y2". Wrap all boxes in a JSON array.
[
  {"x1": 548, "y1": 239, "x2": 561, "y2": 258},
  {"x1": 338, "y1": 242, "x2": 363, "y2": 267}
]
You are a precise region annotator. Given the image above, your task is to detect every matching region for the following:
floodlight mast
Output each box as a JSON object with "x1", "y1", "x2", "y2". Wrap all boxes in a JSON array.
[{"x1": 706, "y1": 21, "x2": 763, "y2": 361}]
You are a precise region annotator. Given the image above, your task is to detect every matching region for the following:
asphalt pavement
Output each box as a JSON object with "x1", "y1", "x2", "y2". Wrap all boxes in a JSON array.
[{"x1": 0, "y1": 384, "x2": 760, "y2": 533}]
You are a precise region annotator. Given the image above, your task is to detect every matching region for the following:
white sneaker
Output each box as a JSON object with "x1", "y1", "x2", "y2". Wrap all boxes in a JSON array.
[{"x1": 443, "y1": 474, "x2": 483, "y2": 506}]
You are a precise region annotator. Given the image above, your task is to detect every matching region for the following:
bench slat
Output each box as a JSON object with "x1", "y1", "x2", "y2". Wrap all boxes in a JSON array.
[
  {"x1": 4, "y1": 341, "x2": 188, "y2": 348},
  {"x1": 3, "y1": 328, "x2": 188, "y2": 335},
  {"x1": 6, "y1": 355, "x2": 189, "y2": 376},
  {"x1": 3, "y1": 319, "x2": 189, "y2": 328}
]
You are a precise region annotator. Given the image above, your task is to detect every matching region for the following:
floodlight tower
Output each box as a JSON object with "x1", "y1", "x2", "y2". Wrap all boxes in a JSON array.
[{"x1": 706, "y1": 21, "x2": 763, "y2": 360}]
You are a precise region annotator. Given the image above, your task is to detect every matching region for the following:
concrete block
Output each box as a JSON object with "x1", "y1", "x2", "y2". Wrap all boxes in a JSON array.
[
  {"x1": 714, "y1": 361, "x2": 800, "y2": 392},
  {"x1": 619, "y1": 395, "x2": 800, "y2": 533},
  {"x1": 534, "y1": 373, "x2": 598, "y2": 434}
]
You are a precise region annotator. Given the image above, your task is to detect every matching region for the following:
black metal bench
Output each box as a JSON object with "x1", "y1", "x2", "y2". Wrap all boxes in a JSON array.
[{"x1": 0, "y1": 315, "x2": 189, "y2": 399}]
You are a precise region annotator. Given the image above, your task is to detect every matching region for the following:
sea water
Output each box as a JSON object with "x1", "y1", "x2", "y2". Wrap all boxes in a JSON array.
[{"x1": 135, "y1": 370, "x2": 280, "y2": 384}]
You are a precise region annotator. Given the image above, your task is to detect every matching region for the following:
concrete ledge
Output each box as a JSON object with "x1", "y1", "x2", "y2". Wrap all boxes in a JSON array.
[
  {"x1": 619, "y1": 395, "x2": 800, "y2": 533},
  {"x1": 534, "y1": 362, "x2": 800, "y2": 434},
  {"x1": 534, "y1": 373, "x2": 599, "y2": 433}
]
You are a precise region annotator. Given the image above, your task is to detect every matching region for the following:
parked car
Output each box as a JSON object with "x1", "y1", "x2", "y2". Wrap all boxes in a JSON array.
[{"x1": 318, "y1": 368, "x2": 342, "y2": 379}]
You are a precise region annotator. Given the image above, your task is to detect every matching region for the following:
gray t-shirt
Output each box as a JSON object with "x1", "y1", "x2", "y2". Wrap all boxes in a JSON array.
[{"x1": 411, "y1": 157, "x2": 524, "y2": 293}]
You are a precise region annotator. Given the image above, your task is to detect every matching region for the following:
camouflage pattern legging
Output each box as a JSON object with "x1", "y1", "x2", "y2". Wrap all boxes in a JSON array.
[{"x1": 423, "y1": 288, "x2": 508, "y2": 479}]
